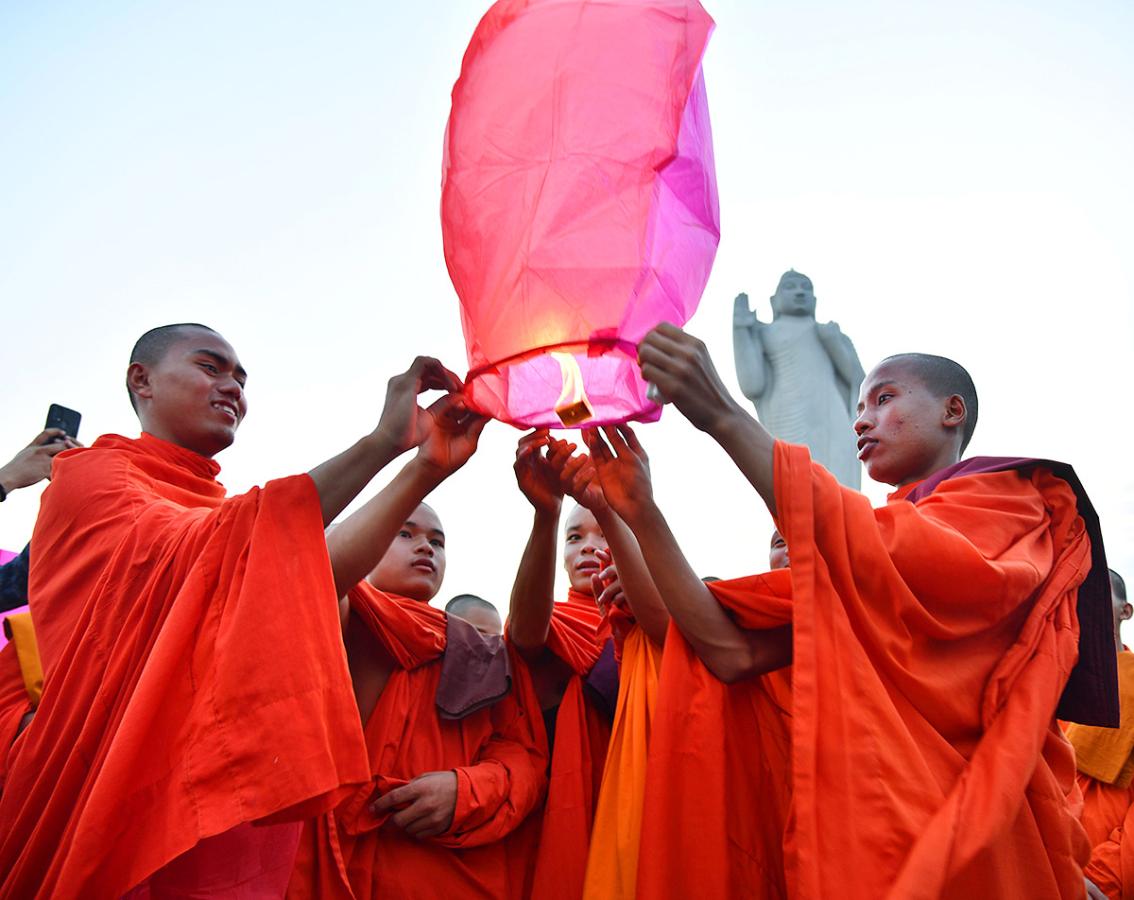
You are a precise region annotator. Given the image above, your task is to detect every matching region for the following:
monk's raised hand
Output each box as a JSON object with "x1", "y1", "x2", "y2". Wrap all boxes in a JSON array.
[
  {"x1": 581, "y1": 425, "x2": 653, "y2": 523},
  {"x1": 551, "y1": 447, "x2": 608, "y2": 513},
  {"x1": 638, "y1": 324, "x2": 743, "y2": 436},
  {"x1": 414, "y1": 394, "x2": 489, "y2": 478},
  {"x1": 376, "y1": 356, "x2": 465, "y2": 457},
  {"x1": 372, "y1": 770, "x2": 458, "y2": 839},
  {"x1": 514, "y1": 429, "x2": 567, "y2": 513},
  {"x1": 591, "y1": 550, "x2": 625, "y2": 613}
]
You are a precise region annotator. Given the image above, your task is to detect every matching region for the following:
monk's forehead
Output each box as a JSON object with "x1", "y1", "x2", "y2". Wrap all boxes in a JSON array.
[
  {"x1": 565, "y1": 505, "x2": 599, "y2": 532},
  {"x1": 168, "y1": 327, "x2": 240, "y2": 363},
  {"x1": 860, "y1": 359, "x2": 927, "y2": 398},
  {"x1": 410, "y1": 503, "x2": 443, "y2": 533}
]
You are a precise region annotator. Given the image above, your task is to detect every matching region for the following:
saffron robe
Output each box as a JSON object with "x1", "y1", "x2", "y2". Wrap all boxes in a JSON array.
[
  {"x1": 639, "y1": 442, "x2": 1105, "y2": 899},
  {"x1": 525, "y1": 588, "x2": 615, "y2": 900},
  {"x1": 0, "y1": 432, "x2": 369, "y2": 899},
  {"x1": 1067, "y1": 650, "x2": 1134, "y2": 897},
  {"x1": 288, "y1": 583, "x2": 547, "y2": 900},
  {"x1": 582, "y1": 621, "x2": 664, "y2": 900}
]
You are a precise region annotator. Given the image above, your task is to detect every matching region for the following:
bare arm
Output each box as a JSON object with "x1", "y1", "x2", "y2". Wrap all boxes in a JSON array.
[
  {"x1": 583, "y1": 426, "x2": 790, "y2": 682},
  {"x1": 326, "y1": 458, "x2": 443, "y2": 598},
  {"x1": 639, "y1": 324, "x2": 778, "y2": 518},
  {"x1": 507, "y1": 432, "x2": 570, "y2": 655},
  {"x1": 508, "y1": 506, "x2": 562, "y2": 654}
]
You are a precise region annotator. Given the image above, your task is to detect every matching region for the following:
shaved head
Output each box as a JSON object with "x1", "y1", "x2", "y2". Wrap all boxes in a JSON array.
[
  {"x1": 445, "y1": 594, "x2": 503, "y2": 636},
  {"x1": 127, "y1": 324, "x2": 219, "y2": 410},
  {"x1": 879, "y1": 353, "x2": 978, "y2": 452},
  {"x1": 1111, "y1": 569, "x2": 1127, "y2": 603}
]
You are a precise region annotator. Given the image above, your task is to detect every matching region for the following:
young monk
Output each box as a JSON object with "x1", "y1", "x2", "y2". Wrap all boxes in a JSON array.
[
  {"x1": 0, "y1": 323, "x2": 488, "y2": 898},
  {"x1": 584, "y1": 323, "x2": 1115, "y2": 899},
  {"x1": 508, "y1": 430, "x2": 667, "y2": 900},
  {"x1": 445, "y1": 593, "x2": 504, "y2": 636},
  {"x1": 289, "y1": 501, "x2": 547, "y2": 900},
  {"x1": 1066, "y1": 569, "x2": 1134, "y2": 899}
]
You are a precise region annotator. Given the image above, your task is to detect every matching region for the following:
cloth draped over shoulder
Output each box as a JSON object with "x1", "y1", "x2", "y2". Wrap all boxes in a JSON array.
[
  {"x1": 1067, "y1": 650, "x2": 1134, "y2": 898},
  {"x1": 526, "y1": 588, "x2": 615, "y2": 900},
  {"x1": 639, "y1": 441, "x2": 1106, "y2": 899},
  {"x1": 289, "y1": 583, "x2": 547, "y2": 900},
  {"x1": 0, "y1": 433, "x2": 369, "y2": 899}
]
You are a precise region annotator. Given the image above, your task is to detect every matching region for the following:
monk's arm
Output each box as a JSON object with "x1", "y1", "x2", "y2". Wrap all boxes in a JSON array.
[
  {"x1": 592, "y1": 508, "x2": 669, "y2": 646},
  {"x1": 507, "y1": 506, "x2": 561, "y2": 655},
  {"x1": 638, "y1": 324, "x2": 778, "y2": 518},
  {"x1": 325, "y1": 458, "x2": 444, "y2": 597},
  {"x1": 625, "y1": 500, "x2": 791, "y2": 683},
  {"x1": 308, "y1": 432, "x2": 401, "y2": 528}
]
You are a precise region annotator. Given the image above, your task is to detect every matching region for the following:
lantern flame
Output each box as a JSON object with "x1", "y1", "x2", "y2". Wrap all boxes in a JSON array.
[{"x1": 552, "y1": 352, "x2": 594, "y2": 427}]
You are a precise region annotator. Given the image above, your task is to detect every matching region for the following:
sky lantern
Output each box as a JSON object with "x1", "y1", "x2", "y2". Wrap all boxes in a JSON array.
[{"x1": 442, "y1": 0, "x2": 719, "y2": 429}]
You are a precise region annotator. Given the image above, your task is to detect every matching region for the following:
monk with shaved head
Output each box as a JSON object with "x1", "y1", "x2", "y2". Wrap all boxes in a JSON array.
[
  {"x1": 289, "y1": 499, "x2": 547, "y2": 899},
  {"x1": 583, "y1": 324, "x2": 1114, "y2": 899},
  {"x1": 0, "y1": 322, "x2": 490, "y2": 897},
  {"x1": 507, "y1": 429, "x2": 668, "y2": 900}
]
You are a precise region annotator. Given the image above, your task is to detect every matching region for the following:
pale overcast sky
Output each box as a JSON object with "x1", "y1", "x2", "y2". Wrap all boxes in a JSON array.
[{"x1": 2, "y1": 1, "x2": 1131, "y2": 628}]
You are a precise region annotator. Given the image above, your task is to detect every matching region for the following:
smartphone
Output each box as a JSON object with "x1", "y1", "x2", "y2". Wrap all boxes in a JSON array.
[{"x1": 45, "y1": 404, "x2": 81, "y2": 441}]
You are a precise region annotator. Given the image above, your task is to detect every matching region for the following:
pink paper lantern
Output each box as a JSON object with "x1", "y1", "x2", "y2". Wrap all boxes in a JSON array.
[{"x1": 442, "y1": 0, "x2": 719, "y2": 429}]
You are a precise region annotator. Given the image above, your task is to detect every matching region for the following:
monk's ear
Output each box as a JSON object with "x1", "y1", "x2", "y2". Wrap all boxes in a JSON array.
[
  {"x1": 126, "y1": 361, "x2": 153, "y2": 406},
  {"x1": 942, "y1": 394, "x2": 966, "y2": 434},
  {"x1": 1122, "y1": 603, "x2": 1133, "y2": 623}
]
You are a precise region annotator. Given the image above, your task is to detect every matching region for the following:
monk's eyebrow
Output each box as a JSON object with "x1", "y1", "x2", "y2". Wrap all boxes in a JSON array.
[
  {"x1": 405, "y1": 520, "x2": 446, "y2": 539},
  {"x1": 194, "y1": 349, "x2": 248, "y2": 382}
]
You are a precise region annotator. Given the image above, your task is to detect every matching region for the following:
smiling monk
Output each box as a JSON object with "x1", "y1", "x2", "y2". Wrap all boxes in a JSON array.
[
  {"x1": 584, "y1": 325, "x2": 1114, "y2": 899},
  {"x1": 0, "y1": 323, "x2": 487, "y2": 898}
]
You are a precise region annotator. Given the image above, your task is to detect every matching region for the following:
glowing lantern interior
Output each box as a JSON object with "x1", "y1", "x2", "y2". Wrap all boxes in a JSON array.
[{"x1": 442, "y1": 0, "x2": 720, "y2": 429}]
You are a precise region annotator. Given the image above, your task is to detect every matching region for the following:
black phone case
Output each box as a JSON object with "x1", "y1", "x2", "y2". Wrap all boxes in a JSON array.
[{"x1": 45, "y1": 404, "x2": 81, "y2": 439}]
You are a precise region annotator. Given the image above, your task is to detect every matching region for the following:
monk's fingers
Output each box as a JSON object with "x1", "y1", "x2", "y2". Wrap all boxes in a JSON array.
[
  {"x1": 581, "y1": 428, "x2": 612, "y2": 462},
  {"x1": 401, "y1": 805, "x2": 452, "y2": 839},
  {"x1": 616, "y1": 424, "x2": 646, "y2": 459},
  {"x1": 32, "y1": 428, "x2": 65, "y2": 447},
  {"x1": 596, "y1": 581, "x2": 625, "y2": 611},
  {"x1": 371, "y1": 782, "x2": 418, "y2": 814},
  {"x1": 516, "y1": 429, "x2": 551, "y2": 458},
  {"x1": 557, "y1": 454, "x2": 589, "y2": 484},
  {"x1": 407, "y1": 356, "x2": 464, "y2": 394},
  {"x1": 595, "y1": 548, "x2": 612, "y2": 566},
  {"x1": 546, "y1": 439, "x2": 578, "y2": 469},
  {"x1": 601, "y1": 425, "x2": 631, "y2": 457}
]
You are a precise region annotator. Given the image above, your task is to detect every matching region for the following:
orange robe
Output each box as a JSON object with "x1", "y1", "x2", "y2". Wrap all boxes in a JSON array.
[
  {"x1": 582, "y1": 622, "x2": 664, "y2": 900},
  {"x1": 0, "y1": 643, "x2": 29, "y2": 793},
  {"x1": 0, "y1": 432, "x2": 369, "y2": 899},
  {"x1": 289, "y1": 583, "x2": 547, "y2": 900},
  {"x1": 1067, "y1": 650, "x2": 1134, "y2": 897},
  {"x1": 639, "y1": 443, "x2": 1106, "y2": 899},
  {"x1": 638, "y1": 572, "x2": 795, "y2": 900},
  {"x1": 526, "y1": 588, "x2": 615, "y2": 900}
]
